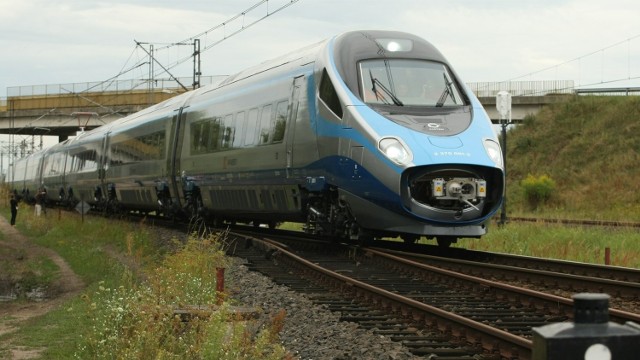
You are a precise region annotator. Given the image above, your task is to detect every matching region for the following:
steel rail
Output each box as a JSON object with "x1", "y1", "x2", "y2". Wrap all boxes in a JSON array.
[
  {"x1": 248, "y1": 235, "x2": 533, "y2": 358},
  {"x1": 366, "y1": 247, "x2": 640, "y2": 324},
  {"x1": 379, "y1": 247, "x2": 640, "y2": 302},
  {"x1": 507, "y1": 216, "x2": 640, "y2": 228}
]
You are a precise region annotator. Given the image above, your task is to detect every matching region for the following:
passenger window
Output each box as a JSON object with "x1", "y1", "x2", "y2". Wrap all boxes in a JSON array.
[
  {"x1": 233, "y1": 111, "x2": 246, "y2": 148},
  {"x1": 222, "y1": 114, "x2": 234, "y2": 149},
  {"x1": 74, "y1": 150, "x2": 98, "y2": 172},
  {"x1": 209, "y1": 118, "x2": 221, "y2": 152},
  {"x1": 273, "y1": 101, "x2": 288, "y2": 143},
  {"x1": 258, "y1": 104, "x2": 273, "y2": 145},
  {"x1": 190, "y1": 118, "x2": 220, "y2": 154},
  {"x1": 244, "y1": 108, "x2": 259, "y2": 146}
]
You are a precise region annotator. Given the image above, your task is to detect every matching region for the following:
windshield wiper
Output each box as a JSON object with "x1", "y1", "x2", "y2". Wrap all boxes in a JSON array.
[
  {"x1": 436, "y1": 73, "x2": 454, "y2": 107},
  {"x1": 369, "y1": 70, "x2": 404, "y2": 106}
]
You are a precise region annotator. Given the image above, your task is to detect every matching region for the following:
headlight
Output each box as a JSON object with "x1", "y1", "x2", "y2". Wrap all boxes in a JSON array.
[
  {"x1": 378, "y1": 137, "x2": 412, "y2": 166},
  {"x1": 483, "y1": 139, "x2": 503, "y2": 168}
]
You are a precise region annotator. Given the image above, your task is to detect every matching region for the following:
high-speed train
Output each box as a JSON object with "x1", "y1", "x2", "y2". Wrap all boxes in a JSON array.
[{"x1": 8, "y1": 30, "x2": 504, "y2": 246}]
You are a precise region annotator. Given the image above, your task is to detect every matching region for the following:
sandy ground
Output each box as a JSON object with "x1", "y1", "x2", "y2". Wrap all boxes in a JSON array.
[{"x1": 0, "y1": 215, "x2": 85, "y2": 359}]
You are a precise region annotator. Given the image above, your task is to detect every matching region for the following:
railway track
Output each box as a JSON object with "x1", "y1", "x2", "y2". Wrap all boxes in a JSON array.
[
  {"x1": 505, "y1": 216, "x2": 640, "y2": 229},
  {"x1": 225, "y1": 231, "x2": 640, "y2": 360},
  {"x1": 377, "y1": 243, "x2": 640, "y2": 312}
]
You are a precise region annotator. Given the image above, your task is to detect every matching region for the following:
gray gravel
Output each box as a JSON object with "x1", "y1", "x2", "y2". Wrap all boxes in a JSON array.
[{"x1": 226, "y1": 257, "x2": 421, "y2": 360}]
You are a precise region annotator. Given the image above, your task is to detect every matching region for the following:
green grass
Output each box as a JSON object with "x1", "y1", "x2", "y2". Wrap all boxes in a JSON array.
[
  {"x1": 504, "y1": 96, "x2": 640, "y2": 220},
  {"x1": 0, "y1": 197, "x2": 288, "y2": 359},
  {"x1": 0, "y1": 203, "x2": 148, "y2": 358},
  {"x1": 457, "y1": 222, "x2": 640, "y2": 268},
  {"x1": 5, "y1": 297, "x2": 88, "y2": 358}
]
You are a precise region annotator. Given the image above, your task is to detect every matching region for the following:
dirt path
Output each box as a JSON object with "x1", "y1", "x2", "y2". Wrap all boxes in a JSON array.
[{"x1": 0, "y1": 216, "x2": 85, "y2": 360}]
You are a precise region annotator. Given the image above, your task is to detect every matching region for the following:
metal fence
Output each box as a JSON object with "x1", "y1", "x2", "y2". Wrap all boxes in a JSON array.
[
  {"x1": 466, "y1": 80, "x2": 575, "y2": 97},
  {"x1": 6, "y1": 76, "x2": 228, "y2": 97},
  {"x1": 574, "y1": 87, "x2": 640, "y2": 96}
]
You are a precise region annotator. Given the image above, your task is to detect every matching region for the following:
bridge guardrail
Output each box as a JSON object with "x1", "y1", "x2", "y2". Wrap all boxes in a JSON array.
[
  {"x1": 6, "y1": 76, "x2": 227, "y2": 97},
  {"x1": 467, "y1": 80, "x2": 575, "y2": 97}
]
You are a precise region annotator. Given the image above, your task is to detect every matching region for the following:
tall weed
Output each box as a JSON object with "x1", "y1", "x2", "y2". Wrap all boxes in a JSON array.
[{"x1": 76, "y1": 233, "x2": 288, "y2": 359}]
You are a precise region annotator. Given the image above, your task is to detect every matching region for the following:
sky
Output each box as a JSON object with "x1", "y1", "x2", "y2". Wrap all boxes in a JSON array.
[{"x1": 1, "y1": 0, "x2": 640, "y2": 96}]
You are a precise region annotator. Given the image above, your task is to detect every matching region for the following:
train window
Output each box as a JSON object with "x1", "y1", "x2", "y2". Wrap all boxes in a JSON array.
[
  {"x1": 222, "y1": 114, "x2": 234, "y2": 149},
  {"x1": 191, "y1": 118, "x2": 221, "y2": 154},
  {"x1": 233, "y1": 111, "x2": 246, "y2": 148},
  {"x1": 25, "y1": 158, "x2": 39, "y2": 178},
  {"x1": 43, "y1": 152, "x2": 64, "y2": 176},
  {"x1": 319, "y1": 69, "x2": 343, "y2": 118},
  {"x1": 111, "y1": 130, "x2": 166, "y2": 163},
  {"x1": 258, "y1": 104, "x2": 273, "y2": 145},
  {"x1": 209, "y1": 118, "x2": 221, "y2": 151},
  {"x1": 359, "y1": 59, "x2": 466, "y2": 107},
  {"x1": 273, "y1": 101, "x2": 287, "y2": 143},
  {"x1": 43, "y1": 157, "x2": 53, "y2": 176},
  {"x1": 64, "y1": 153, "x2": 73, "y2": 173},
  {"x1": 191, "y1": 120, "x2": 206, "y2": 154},
  {"x1": 244, "y1": 108, "x2": 259, "y2": 146},
  {"x1": 72, "y1": 149, "x2": 98, "y2": 172}
]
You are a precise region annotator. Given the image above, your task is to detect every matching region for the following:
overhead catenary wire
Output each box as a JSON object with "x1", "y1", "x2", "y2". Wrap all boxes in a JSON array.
[
  {"x1": 58, "y1": 0, "x2": 301, "y2": 100},
  {"x1": 159, "y1": 0, "x2": 270, "y2": 50},
  {"x1": 508, "y1": 33, "x2": 640, "y2": 82},
  {"x1": 153, "y1": 0, "x2": 302, "y2": 76},
  {"x1": 475, "y1": 33, "x2": 640, "y2": 93}
]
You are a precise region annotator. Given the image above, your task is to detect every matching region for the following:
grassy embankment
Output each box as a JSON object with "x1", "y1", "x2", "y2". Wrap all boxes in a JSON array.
[
  {"x1": 504, "y1": 95, "x2": 640, "y2": 220},
  {"x1": 0, "y1": 197, "x2": 289, "y2": 359},
  {"x1": 470, "y1": 95, "x2": 640, "y2": 268}
]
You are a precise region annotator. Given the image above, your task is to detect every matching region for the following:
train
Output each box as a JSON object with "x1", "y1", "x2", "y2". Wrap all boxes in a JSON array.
[{"x1": 7, "y1": 30, "x2": 504, "y2": 246}]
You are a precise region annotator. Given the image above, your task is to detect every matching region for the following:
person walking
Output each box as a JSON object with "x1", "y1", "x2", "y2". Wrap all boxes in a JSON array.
[
  {"x1": 10, "y1": 194, "x2": 18, "y2": 226},
  {"x1": 35, "y1": 191, "x2": 43, "y2": 216}
]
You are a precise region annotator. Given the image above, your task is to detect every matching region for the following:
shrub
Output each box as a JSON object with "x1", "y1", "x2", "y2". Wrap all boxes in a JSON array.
[
  {"x1": 75, "y1": 232, "x2": 288, "y2": 359},
  {"x1": 521, "y1": 174, "x2": 556, "y2": 209}
]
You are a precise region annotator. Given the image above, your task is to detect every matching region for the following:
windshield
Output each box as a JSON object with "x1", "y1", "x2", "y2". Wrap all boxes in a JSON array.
[{"x1": 359, "y1": 59, "x2": 466, "y2": 107}]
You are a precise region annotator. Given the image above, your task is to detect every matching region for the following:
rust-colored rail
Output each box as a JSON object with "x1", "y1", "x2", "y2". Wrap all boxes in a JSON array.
[{"x1": 246, "y1": 235, "x2": 534, "y2": 358}]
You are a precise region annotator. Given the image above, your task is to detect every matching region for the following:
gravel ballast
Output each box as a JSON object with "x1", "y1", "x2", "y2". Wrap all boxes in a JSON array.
[{"x1": 226, "y1": 258, "x2": 421, "y2": 360}]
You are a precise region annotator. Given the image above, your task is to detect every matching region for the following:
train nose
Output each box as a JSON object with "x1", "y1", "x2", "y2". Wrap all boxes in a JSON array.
[{"x1": 403, "y1": 167, "x2": 496, "y2": 223}]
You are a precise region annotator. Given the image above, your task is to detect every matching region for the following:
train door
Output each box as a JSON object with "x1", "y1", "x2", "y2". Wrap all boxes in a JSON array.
[
  {"x1": 168, "y1": 108, "x2": 188, "y2": 208},
  {"x1": 286, "y1": 75, "x2": 304, "y2": 177},
  {"x1": 97, "y1": 133, "x2": 110, "y2": 202},
  {"x1": 36, "y1": 156, "x2": 45, "y2": 188}
]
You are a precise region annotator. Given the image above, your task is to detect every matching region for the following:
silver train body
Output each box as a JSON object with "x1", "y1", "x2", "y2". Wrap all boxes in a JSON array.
[{"x1": 8, "y1": 30, "x2": 504, "y2": 244}]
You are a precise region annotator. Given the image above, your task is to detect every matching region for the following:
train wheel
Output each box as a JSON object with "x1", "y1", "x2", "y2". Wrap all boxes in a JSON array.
[
  {"x1": 186, "y1": 195, "x2": 203, "y2": 220},
  {"x1": 436, "y1": 236, "x2": 455, "y2": 248},
  {"x1": 358, "y1": 234, "x2": 374, "y2": 246},
  {"x1": 402, "y1": 235, "x2": 419, "y2": 244}
]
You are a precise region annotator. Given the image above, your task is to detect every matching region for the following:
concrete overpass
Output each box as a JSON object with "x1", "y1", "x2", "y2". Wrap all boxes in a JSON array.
[
  {"x1": 0, "y1": 79, "x2": 575, "y2": 143},
  {"x1": 0, "y1": 88, "x2": 187, "y2": 141},
  {"x1": 479, "y1": 94, "x2": 572, "y2": 123}
]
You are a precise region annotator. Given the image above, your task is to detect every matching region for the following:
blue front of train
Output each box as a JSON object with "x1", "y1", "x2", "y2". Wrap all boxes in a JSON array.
[{"x1": 312, "y1": 31, "x2": 504, "y2": 239}]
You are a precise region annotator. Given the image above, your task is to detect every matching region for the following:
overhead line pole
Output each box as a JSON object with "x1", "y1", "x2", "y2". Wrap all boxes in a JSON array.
[
  {"x1": 135, "y1": 40, "x2": 189, "y2": 92},
  {"x1": 193, "y1": 39, "x2": 201, "y2": 89}
]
